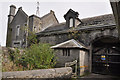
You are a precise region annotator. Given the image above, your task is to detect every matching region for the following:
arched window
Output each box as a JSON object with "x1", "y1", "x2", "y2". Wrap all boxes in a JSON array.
[{"x1": 69, "y1": 18, "x2": 73, "y2": 27}]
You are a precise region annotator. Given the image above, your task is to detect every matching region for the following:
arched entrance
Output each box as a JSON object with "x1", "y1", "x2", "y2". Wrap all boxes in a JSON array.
[{"x1": 92, "y1": 36, "x2": 120, "y2": 75}]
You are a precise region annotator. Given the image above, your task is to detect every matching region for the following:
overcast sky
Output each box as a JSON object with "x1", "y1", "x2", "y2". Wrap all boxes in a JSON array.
[{"x1": 0, "y1": 0, "x2": 113, "y2": 46}]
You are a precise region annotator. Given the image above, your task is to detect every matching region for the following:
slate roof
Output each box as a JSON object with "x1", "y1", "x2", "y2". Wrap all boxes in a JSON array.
[
  {"x1": 51, "y1": 39, "x2": 88, "y2": 49},
  {"x1": 80, "y1": 14, "x2": 115, "y2": 27},
  {"x1": 36, "y1": 24, "x2": 116, "y2": 37},
  {"x1": 40, "y1": 14, "x2": 116, "y2": 33},
  {"x1": 43, "y1": 22, "x2": 66, "y2": 32}
]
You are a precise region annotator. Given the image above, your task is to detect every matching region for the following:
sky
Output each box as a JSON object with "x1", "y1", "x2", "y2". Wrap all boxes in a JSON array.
[{"x1": 0, "y1": 0, "x2": 113, "y2": 46}]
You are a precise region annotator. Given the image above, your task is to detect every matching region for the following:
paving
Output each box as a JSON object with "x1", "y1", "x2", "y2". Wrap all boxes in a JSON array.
[{"x1": 81, "y1": 73, "x2": 120, "y2": 79}]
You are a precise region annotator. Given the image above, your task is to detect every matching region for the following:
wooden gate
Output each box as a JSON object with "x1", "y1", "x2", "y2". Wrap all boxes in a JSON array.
[{"x1": 92, "y1": 46, "x2": 120, "y2": 75}]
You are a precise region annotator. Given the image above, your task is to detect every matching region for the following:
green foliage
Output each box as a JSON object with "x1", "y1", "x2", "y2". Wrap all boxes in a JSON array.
[
  {"x1": 6, "y1": 26, "x2": 56, "y2": 71},
  {"x1": 8, "y1": 48, "x2": 20, "y2": 63},
  {"x1": 7, "y1": 43, "x2": 56, "y2": 70},
  {"x1": 21, "y1": 43, "x2": 56, "y2": 69},
  {"x1": 68, "y1": 28, "x2": 81, "y2": 39},
  {"x1": 27, "y1": 30, "x2": 37, "y2": 45}
]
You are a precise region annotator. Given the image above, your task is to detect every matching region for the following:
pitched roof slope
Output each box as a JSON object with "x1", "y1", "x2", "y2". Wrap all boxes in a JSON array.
[
  {"x1": 43, "y1": 22, "x2": 66, "y2": 32},
  {"x1": 80, "y1": 14, "x2": 115, "y2": 27},
  {"x1": 40, "y1": 14, "x2": 115, "y2": 33},
  {"x1": 40, "y1": 10, "x2": 59, "y2": 31},
  {"x1": 10, "y1": 7, "x2": 28, "y2": 25},
  {"x1": 51, "y1": 39, "x2": 87, "y2": 49}
]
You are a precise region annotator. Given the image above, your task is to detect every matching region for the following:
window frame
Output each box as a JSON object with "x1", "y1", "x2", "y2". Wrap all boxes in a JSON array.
[
  {"x1": 62, "y1": 49, "x2": 70, "y2": 56},
  {"x1": 69, "y1": 18, "x2": 74, "y2": 27},
  {"x1": 16, "y1": 25, "x2": 20, "y2": 39}
]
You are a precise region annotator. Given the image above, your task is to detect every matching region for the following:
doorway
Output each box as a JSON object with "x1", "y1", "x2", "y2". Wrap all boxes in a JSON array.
[{"x1": 92, "y1": 37, "x2": 120, "y2": 75}]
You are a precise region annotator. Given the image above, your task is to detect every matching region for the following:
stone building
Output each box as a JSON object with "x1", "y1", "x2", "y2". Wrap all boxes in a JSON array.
[
  {"x1": 6, "y1": 3, "x2": 120, "y2": 76},
  {"x1": 6, "y1": 5, "x2": 59, "y2": 48},
  {"x1": 51, "y1": 39, "x2": 88, "y2": 75},
  {"x1": 36, "y1": 8, "x2": 120, "y2": 76}
]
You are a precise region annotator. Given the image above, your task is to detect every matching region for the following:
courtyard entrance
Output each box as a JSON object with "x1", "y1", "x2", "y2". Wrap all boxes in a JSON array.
[{"x1": 92, "y1": 37, "x2": 120, "y2": 75}]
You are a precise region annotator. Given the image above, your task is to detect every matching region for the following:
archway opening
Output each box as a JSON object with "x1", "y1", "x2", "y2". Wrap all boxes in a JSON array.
[{"x1": 92, "y1": 36, "x2": 120, "y2": 75}]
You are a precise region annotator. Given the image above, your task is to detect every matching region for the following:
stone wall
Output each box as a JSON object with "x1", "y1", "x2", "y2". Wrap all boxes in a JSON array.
[
  {"x1": 10, "y1": 8, "x2": 28, "y2": 48},
  {"x1": 37, "y1": 24, "x2": 118, "y2": 46},
  {"x1": 29, "y1": 15, "x2": 42, "y2": 33},
  {"x1": 55, "y1": 49, "x2": 80, "y2": 67},
  {"x1": 38, "y1": 33, "x2": 71, "y2": 46},
  {"x1": 54, "y1": 49, "x2": 89, "y2": 76},
  {"x1": 2, "y1": 67, "x2": 72, "y2": 78}
]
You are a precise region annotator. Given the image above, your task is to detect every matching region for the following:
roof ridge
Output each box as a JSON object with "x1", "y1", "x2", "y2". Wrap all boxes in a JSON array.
[
  {"x1": 18, "y1": 7, "x2": 28, "y2": 17},
  {"x1": 40, "y1": 12, "x2": 51, "y2": 19}
]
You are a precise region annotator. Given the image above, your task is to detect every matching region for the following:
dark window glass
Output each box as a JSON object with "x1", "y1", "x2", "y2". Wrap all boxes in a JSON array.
[
  {"x1": 63, "y1": 49, "x2": 70, "y2": 56},
  {"x1": 68, "y1": 50, "x2": 70, "y2": 56},
  {"x1": 63, "y1": 49, "x2": 65, "y2": 56}
]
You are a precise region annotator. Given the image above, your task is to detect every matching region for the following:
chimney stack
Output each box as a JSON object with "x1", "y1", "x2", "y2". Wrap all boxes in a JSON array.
[{"x1": 8, "y1": 5, "x2": 16, "y2": 24}]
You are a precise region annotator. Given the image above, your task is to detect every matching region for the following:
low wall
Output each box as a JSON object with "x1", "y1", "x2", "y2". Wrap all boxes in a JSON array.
[{"x1": 2, "y1": 67, "x2": 72, "y2": 78}]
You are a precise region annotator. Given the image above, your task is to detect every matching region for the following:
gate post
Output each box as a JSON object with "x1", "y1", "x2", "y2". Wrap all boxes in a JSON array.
[{"x1": 89, "y1": 43, "x2": 92, "y2": 73}]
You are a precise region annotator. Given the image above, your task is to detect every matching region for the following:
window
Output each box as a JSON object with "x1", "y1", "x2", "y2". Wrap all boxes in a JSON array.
[
  {"x1": 34, "y1": 26, "x2": 36, "y2": 31},
  {"x1": 16, "y1": 25, "x2": 20, "y2": 36},
  {"x1": 69, "y1": 18, "x2": 73, "y2": 27},
  {"x1": 63, "y1": 49, "x2": 70, "y2": 56},
  {"x1": 16, "y1": 25, "x2": 20, "y2": 40},
  {"x1": 13, "y1": 41, "x2": 21, "y2": 48}
]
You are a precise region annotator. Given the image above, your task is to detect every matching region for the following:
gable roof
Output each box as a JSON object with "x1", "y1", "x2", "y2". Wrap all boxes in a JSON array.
[
  {"x1": 51, "y1": 39, "x2": 88, "y2": 49},
  {"x1": 18, "y1": 7, "x2": 28, "y2": 17},
  {"x1": 64, "y1": 9, "x2": 79, "y2": 20},
  {"x1": 41, "y1": 10, "x2": 59, "y2": 23},
  {"x1": 10, "y1": 7, "x2": 28, "y2": 24}
]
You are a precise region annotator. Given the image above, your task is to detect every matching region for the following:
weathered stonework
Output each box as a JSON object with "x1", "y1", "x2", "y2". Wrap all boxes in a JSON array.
[
  {"x1": 6, "y1": 5, "x2": 59, "y2": 48},
  {"x1": 2, "y1": 67, "x2": 72, "y2": 78},
  {"x1": 37, "y1": 24, "x2": 118, "y2": 46}
]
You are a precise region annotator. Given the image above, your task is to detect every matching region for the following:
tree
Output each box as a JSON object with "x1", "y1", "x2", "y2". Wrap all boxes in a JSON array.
[{"x1": 20, "y1": 43, "x2": 56, "y2": 69}]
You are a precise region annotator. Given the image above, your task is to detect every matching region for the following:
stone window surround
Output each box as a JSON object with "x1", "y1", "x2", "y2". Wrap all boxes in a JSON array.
[{"x1": 16, "y1": 25, "x2": 20, "y2": 37}]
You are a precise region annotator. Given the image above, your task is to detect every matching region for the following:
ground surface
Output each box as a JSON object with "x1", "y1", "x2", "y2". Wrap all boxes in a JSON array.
[{"x1": 81, "y1": 73, "x2": 120, "y2": 78}]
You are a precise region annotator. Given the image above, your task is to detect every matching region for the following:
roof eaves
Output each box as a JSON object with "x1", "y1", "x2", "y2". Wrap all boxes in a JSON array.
[{"x1": 51, "y1": 39, "x2": 87, "y2": 49}]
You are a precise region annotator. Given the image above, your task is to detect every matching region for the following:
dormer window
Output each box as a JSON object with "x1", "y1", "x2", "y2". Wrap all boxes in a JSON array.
[
  {"x1": 69, "y1": 18, "x2": 73, "y2": 27},
  {"x1": 64, "y1": 9, "x2": 81, "y2": 28}
]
